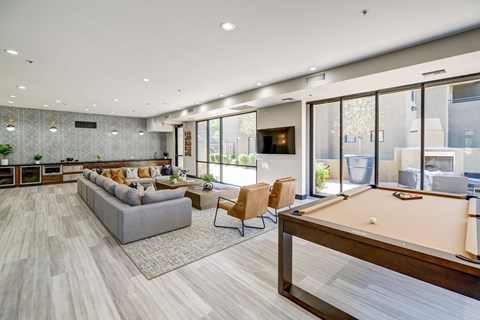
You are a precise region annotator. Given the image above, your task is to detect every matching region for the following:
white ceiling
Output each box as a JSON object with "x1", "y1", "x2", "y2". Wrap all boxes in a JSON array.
[{"x1": 0, "y1": 0, "x2": 479, "y2": 118}]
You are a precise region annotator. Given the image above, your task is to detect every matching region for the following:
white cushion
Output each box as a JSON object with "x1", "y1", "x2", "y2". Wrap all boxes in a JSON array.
[{"x1": 149, "y1": 166, "x2": 161, "y2": 177}]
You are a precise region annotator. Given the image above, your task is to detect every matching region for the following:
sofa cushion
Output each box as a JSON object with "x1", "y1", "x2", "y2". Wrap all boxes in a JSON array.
[
  {"x1": 161, "y1": 165, "x2": 173, "y2": 175},
  {"x1": 138, "y1": 167, "x2": 150, "y2": 178},
  {"x1": 83, "y1": 169, "x2": 92, "y2": 179},
  {"x1": 143, "y1": 187, "x2": 186, "y2": 205},
  {"x1": 96, "y1": 174, "x2": 108, "y2": 187},
  {"x1": 150, "y1": 166, "x2": 161, "y2": 177},
  {"x1": 115, "y1": 184, "x2": 142, "y2": 206},
  {"x1": 103, "y1": 178, "x2": 118, "y2": 195},
  {"x1": 125, "y1": 167, "x2": 139, "y2": 179},
  {"x1": 89, "y1": 172, "x2": 99, "y2": 183},
  {"x1": 111, "y1": 168, "x2": 125, "y2": 180},
  {"x1": 137, "y1": 183, "x2": 145, "y2": 196}
]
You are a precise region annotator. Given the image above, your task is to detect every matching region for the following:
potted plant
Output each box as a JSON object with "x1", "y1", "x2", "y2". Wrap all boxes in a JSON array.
[
  {"x1": 315, "y1": 163, "x2": 330, "y2": 192},
  {"x1": 0, "y1": 144, "x2": 13, "y2": 165},
  {"x1": 34, "y1": 153, "x2": 43, "y2": 164},
  {"x1": 163, "y1": 151, "x2": 169, "y2": 159},
  {"x1": 169, "y1": 173, "x2": 180, "y2": 184},
  {"x1": 200, "y1": 173, "x2": 217, "y2": 191}
]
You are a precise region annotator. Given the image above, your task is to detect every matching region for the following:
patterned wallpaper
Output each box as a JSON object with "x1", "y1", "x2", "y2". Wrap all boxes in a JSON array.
[{"x1": 0, "y1": 105, "x2": 167, "y2": 164}]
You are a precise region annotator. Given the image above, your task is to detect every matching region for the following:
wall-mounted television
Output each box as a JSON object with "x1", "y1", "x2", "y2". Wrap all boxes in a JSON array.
[{"x1": 257, "y1": 126, "x2": 295, "y2": 154}]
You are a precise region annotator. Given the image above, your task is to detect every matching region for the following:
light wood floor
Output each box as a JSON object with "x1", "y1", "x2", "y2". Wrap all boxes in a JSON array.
[{"x1": 0, "y1": 183, "x2": 479, "y2": 320}]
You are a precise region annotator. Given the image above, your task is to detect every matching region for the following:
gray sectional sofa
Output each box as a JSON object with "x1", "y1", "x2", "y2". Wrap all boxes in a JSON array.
[{"x1": 77, "y1": 168, "x2": 192, "y2": 244}]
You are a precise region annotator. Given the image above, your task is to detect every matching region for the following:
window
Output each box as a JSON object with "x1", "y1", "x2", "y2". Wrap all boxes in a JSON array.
[{"x1": 196, "y1": 112, "x2": 257, "y2": 186}]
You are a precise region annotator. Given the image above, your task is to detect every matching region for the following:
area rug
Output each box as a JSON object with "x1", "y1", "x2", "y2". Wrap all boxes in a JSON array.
[{"x1": 120, "y1": 206, "x2": 279, "y2": 280}]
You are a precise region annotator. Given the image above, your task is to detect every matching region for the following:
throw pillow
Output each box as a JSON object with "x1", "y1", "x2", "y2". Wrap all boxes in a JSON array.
[
  {"x1": 149, "y1": 166, "x2": 161, "y2": 177},
  {"x1": 138, "y1": 167, "x2": 150, "y2": 178},
  {"x1": 137, "y1": 183, "x2": 145, "y2": 196},
  {"x1": 112, "y1": 174, "x2": 124, "y2": 184},
  {"x1": 125, "y1": 167, "x2": 139, "y2": 179},
  {"x1": 102, "y1": 170, "x2": 111, "y2": 178},
  {"x1": 145, "y1": 184, "x2": 155, "y2": 193},
  {"x1": 110, "y1": 168, "x2": 125, "y2": 180},
  {"x1": 161, "y1": 165, "x2": 172, "y2": 176},
  {"x1": 115, "y1": 184, "x2": 142, "y2": 206},
  {"x1": 143, "y1": 187, "x2": 186, "y2": 205},
  {"x1": 103, "y1": 179, "x2": 118, "y2": 195},
  {"x1": 172, "y1": 166, "x2": 181, "y2": 175}
]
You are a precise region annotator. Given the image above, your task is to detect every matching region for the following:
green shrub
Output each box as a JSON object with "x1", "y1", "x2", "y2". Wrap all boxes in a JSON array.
[
  {"x1": 210, "y1": 153, "x2": 220, "y2": 163},
  {"x1": 315, "y1": 163, "x2": 330, "y2": 192},
  {"x1": 238, "y1": 154, "x2": 249, "y2": 165},
  {"x1": 248, "y1": 153, "x2": 256, "y2": 164}
]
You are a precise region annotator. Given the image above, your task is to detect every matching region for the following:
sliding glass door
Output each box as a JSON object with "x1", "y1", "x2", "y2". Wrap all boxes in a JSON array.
[{"x1": 196, "y1": 112, "x2": 257, "y2": 186}]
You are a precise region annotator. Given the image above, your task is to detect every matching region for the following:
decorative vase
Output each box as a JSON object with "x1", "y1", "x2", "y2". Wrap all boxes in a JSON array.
[
  {"x1": 202, "y1": 182, "x2": 214, "y2": 191},
  {"x1": 35, "y1": 160, "x2": 40, "y2": 164},
  {"x1": 1, "y1": 159, "x2": 8, "y2": 166},
  {"x1": 171, "y1": 179, "x2": 178, "y2": 184},
  {"x1": 345, "y1": 154, "x2": 374, "y2": 184}
]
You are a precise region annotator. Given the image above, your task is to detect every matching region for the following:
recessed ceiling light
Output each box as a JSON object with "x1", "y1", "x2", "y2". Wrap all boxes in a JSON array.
[
  {"x1": 142, "y1": 114, "x2": 146, "y2": 117},
  {"x1": 9, "y1": 95, "x2": 16, "y2": 98},
  {"x1": 142, "y1": 78, "x2": 150, "y2": 82},
  {"x1": 3, "y1": 49, "x2": 19, "y2": 55},
  {"x1": 17, "y1": 85, "x2": 26, "y2": 90},
  {"x1": 92, "y1": 104, "x2": 97, "y2": 107},
  {"x1": 84, "y1": 108, "x2": 89, "y2": 111},
  {"x1": 113, "y1": 99, "x2": 119, "y2": 102},
  {"x1": 219, "y1": 94, "x2": 224, "y2": 97},
  {"x1": 43, "y1": 104, "x2": 49, "y2": 107},
  {"x1": 256, "y1": 82, "x2": 262, "y2": 86},
  {"x1": 361, "y1": 9, "x2": 368, "y2": 16},
  {"x1": 7, "y1": 100, "x2": 14, "y2": 104},
  {"x1": 309, "y1": 67, "x2": 317, "y2": 71},
  {"x1": 177, "y1": 108, "x2": 181, "y2": 110},
  {"x1": 110, "y1": 111, "x2": 115, "y2": 114},
  {"x1": 220, "y1": 22, "x2": 235, "y2": 31},
  {"x1": 195, "y1": 101, "x2": 200, "y2": 104},
  {"x1": 55, "y1": 100, "x2": 61, "y2": 103}
]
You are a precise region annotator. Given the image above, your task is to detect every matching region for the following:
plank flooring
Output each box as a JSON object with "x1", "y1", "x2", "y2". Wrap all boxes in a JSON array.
[{"x1": 0, "y1": 183, "x2": 479, "y2": 319}]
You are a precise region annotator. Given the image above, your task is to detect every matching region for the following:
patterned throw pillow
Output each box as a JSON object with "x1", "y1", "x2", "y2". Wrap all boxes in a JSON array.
[
  {"x1": 145, "y1": 184, "x2": 155, "y2": 193},
  {"x1": 161, "y1": 165, "x2": 172, "y2": 176},
  {"x1": 137, "y1": 183, "x2": 145, "y2": 196},
  {"x1": 138, "y1": 167, "x2": 150, "y2": 178},
  {"x1": 149, "y1": 166, "x2": 161, "y2": 177},
  {"x1": 101, "y1": 170, "x2": 111, "y2": 178},
  {"x1": 125, "y1": 167, "x2": 139, "y2": 179}
]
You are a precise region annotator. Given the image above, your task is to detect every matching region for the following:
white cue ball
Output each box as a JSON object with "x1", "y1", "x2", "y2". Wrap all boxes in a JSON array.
[{"x1": 369, "y1": 217, "x2": 378, "y2": 224}]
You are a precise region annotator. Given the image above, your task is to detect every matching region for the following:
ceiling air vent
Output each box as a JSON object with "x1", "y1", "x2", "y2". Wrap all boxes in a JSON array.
[
  {"x1": 281, "y1": 98, "x2": 296, "y2": 102},
  {"x1": 164, "y1": 115, "x2": 171, "y2": 120},
  {"x1": 422, "y1": 69, "x2": 446, "y2": 77},
  {"x1": 75, "y1": 121, "x2": 97, "y2": 129},
  {"x1": 187, "y1": 108, "x2": 195, "y2": 113},
  {"x1": 305, "y1": 72, "x2": 326, "y2": 85},
  {"x1": 230, "y1": 105, "x2": 256, "y2": 111}
]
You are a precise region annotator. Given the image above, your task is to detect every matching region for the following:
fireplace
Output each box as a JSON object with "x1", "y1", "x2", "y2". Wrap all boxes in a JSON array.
[{"x1": 425, "y1": 151, "x2": 455, "y2": 172}]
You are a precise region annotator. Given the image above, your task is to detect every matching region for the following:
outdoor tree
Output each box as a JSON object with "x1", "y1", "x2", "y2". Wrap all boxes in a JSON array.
[{"x1": 335, "y1": 97, "x2": 375, "y2": 154}]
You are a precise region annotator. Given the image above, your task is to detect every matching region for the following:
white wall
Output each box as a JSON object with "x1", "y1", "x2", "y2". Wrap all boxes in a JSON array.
[{"x1": 256, "y1": 101, "x2": 307, "y2": 197}]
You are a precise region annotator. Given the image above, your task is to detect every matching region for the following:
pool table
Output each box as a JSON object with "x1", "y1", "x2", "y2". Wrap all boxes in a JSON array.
[{"x1": 278, "y1": 185, "x2": 480, "y2": 320}]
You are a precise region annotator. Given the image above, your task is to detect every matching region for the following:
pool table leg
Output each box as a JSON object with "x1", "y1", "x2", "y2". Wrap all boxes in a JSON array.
[{"x1": 278, "y1": 219, "x2": 293, "y2": 294}]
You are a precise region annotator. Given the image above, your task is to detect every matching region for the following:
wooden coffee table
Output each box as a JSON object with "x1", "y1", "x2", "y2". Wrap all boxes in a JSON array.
[
  {"x1": 185, "y1": 185, "x2": 239, "y2": 210},
  {"x1": 156, "y1": 178, "x2": 203, "y2": 190}
]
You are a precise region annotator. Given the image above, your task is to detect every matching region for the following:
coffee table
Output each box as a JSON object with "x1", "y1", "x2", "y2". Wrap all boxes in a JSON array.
[
  {"x1": 186, "y1": 185, "x2": 239, "y2": 210},
  {"x1": 156, "y1": 178, "x2": 203, "y2": 190}
]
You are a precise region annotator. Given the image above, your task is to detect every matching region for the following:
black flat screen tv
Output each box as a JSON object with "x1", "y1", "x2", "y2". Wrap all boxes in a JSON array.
[{"x1": 257, "y1": 126, "x2": 295, "y2": 154}]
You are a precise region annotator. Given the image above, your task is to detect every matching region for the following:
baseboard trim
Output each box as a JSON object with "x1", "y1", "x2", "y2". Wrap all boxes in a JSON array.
[{"x1": 295, "y1": 194, "x2": 307, "y2": 200}]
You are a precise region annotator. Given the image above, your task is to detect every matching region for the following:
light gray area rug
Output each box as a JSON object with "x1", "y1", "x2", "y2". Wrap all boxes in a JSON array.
[{"x1": 121, "y1": 199, "x2": 312, "y2": 280}]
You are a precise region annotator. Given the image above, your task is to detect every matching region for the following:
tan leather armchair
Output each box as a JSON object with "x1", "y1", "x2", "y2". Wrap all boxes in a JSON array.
[
  {"x1": 214, "y1": 182, "x2": 270, "y2": 236},
  {"x1": 267, "y1": 177, "x2": 297, "y2": 223}
]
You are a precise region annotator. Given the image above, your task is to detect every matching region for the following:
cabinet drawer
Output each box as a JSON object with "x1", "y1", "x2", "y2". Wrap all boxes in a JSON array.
[{"x1": 42, "y1": 175, "x2": 63, "y2": 184}]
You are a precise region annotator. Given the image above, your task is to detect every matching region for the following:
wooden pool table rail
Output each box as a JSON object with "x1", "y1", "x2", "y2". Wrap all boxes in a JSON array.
[{"x1": 278, "y1": 186, "x2": 480, "y2": 319}]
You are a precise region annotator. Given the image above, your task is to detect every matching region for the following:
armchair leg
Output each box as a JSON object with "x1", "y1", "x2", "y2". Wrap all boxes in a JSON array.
[
  {"x1": 266, "y1": 208, "x2": 278, "y2": 224},
  {"x1": 214, "y1": 207, "x2": 265, "y2": 237}
]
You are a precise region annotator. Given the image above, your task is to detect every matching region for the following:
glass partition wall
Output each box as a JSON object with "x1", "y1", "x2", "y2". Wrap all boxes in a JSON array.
[
  {"x1": 310, "y1": 74, "x2": 480, "y2": 197},
  {"x1": 196, "y1": 112, "x2": 257, "y2": 186}
]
